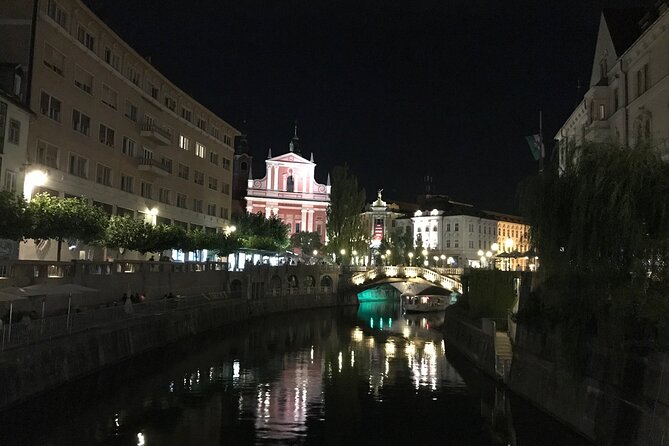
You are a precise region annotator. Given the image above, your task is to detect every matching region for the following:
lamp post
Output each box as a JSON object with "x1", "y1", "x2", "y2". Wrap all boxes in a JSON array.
[
  {"x1": 432, "y1": 255, "x2": 439, "y2": 267},
  {"x1": 485, "y1": 250, "x2": 493, "y2": 269},
  {"x1": 408, "y1": 252, "x2": 414, "y2": 266},
  {"x1": 477, "y1": 249, "x2": 484, "y2": 268},
  {"x1": 447, "y1": 256, "x2": 455, "y2": 267},
  {"x1": 490, "y1": 242, "x2": 499, "y2": 270},
  {"x1": 23, "y1": 169, "x2": 48, "y2": 201},
  {"x1": 440, "y1": 254, "x2": 446, "y2": 267},
  {"x1": 381, "y1": 254, "x2": 386, "y2": 266},
  {"x1": 340, "y1": 248, "x2": 346, "y2": 265},
  {"x1": 504, "y1": 238, "x2": 514, "y2": 270}
]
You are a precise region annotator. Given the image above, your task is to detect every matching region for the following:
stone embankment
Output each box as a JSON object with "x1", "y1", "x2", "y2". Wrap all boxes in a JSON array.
[{"x1": 0, "y1": 292, "x2": 356, "y2": 410}]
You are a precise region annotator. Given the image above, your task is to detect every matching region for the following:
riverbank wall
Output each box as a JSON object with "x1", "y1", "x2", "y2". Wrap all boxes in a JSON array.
[
  {"x1": 508, "y1": 324, "x2": 669, "y2": 446},
  {"x1": 0, "y1": 292, "x2": 356, "y2": 410},
  {"x1": 443, "y1": 311, "x2": 496, "y2": 378}
]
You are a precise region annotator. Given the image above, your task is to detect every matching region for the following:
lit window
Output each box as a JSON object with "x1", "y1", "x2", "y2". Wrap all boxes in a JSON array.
[
  {"x1": 195, "y1": 142, "x2": 205, "y2": 158},
  {"x1": 179, "y1": 135, "x2": 190, "y2": 150}
]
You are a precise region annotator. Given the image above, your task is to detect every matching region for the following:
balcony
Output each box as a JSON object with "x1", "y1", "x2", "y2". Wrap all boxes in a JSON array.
[
  {"x1": 140, "y1": 123, "x2": 171, "y2": 145},
  {"x1": 137, "y1": 157, "x2": 172, "y2": 176}
]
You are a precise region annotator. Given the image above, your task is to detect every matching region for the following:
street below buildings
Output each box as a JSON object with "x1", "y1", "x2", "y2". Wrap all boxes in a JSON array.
[{"x1": 0, "y1": 302, "x2": 591, "y2": 445}]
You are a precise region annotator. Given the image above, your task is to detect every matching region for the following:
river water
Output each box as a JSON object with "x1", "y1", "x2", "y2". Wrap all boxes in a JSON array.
[{"x1": 0, "y1": 300, "x2": 592, "y2": 445}]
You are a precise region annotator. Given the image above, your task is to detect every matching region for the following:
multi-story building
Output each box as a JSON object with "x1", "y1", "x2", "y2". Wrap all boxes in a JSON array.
[
  {"x1": 232, "y1": 130, "x2": 252, "y2": 218},
  {"x1": 0, "y1": 0, "x2": 239, "y2": 260},
  {"x1": 411, "y1": 196, "x2": 530, "y2": 270},
  {"x1": 360, "y1": 190, "x2": 407, "y2": 249},
  {"x1": 245, "y1": 129, "x2": 330, "y2": 242},
  {"x1": 0, "y1": 86, "x2": 33, "y2": 259},
  {"x1": 555, "y1": 6, "x2": 669, "y2": 170}
]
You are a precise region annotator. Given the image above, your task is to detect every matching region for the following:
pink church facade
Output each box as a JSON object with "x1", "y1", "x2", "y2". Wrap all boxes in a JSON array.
[{"x1": 245, "y1": 142, "x2": 330, "y2": 242}]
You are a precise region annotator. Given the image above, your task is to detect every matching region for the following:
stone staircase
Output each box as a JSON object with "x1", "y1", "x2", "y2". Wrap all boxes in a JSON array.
[{"x1": 495, "y1": 332, "x2": 513, "y2": 382}]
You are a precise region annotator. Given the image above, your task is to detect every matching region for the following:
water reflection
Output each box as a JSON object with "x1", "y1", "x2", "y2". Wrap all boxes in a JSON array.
[{"x1": 0, "y1": 303, "x2": 592, "y2": 445}]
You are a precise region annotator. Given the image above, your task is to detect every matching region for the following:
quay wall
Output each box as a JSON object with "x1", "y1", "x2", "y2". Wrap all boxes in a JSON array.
[
  {"x1": 0, "y1": 292, "x2": 356, "y2": 410},
  {"x1": 508, "y1": 325, "x2": 669, "y2": 446},
  {"x1": 443, "y1": 311, "x2": 496, "y2": 378}
]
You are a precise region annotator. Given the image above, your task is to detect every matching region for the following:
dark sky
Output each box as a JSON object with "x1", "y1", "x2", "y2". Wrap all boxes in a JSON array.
[{"x1": 85, "y1": 0, "x2": 644, "y2": 213}]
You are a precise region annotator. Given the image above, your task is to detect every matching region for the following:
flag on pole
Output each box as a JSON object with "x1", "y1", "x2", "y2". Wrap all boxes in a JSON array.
[{"x1": 525, "y1": 134, "x2": 544, "y2": 161}]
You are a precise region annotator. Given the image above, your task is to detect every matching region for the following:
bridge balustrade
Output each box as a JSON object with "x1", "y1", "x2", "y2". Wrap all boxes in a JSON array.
[{"x1": 351, "y1": 265, "x2": 463, "y2": 293}]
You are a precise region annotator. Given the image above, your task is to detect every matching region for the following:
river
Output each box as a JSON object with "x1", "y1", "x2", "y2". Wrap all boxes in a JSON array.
[{"x1": 0, "y1": 299, "x2": 592, "y2": 445}]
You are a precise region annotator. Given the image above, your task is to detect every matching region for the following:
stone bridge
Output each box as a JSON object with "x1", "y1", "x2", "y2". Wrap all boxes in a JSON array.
[{"x1": 351, "y1": 266, "x2": 463, "y2": 294}]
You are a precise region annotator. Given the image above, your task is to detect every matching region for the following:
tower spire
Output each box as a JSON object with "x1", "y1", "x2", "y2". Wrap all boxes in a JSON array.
[{"x1": 289, "y1": 119, "x2": 301, "y2": 154}]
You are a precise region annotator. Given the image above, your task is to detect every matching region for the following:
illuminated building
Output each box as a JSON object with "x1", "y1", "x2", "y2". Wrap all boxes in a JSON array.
[
  {"x1": 245, "y1": 126, "x2": 330, "y2": 241},
  {"x1": 556, "y1": 6, "x2": 669, "y2": 171},
  {"x1": 0, "y1": 86, "x2": 32, "y2": 259},
  {"x1": 0, "y1": 0, "x2": 238, "y2": 260},
  {"x1": 411, "y1": 196, "x2": 530, "y2": 269},
  {"x1": 360, "y1": 190, "x2": 407, "y2": 250}
]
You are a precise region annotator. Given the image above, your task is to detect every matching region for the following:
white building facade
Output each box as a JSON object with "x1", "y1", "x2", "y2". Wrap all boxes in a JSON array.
[{"x1": 556, "y1": 6, "x2": 669, "y2": 169}]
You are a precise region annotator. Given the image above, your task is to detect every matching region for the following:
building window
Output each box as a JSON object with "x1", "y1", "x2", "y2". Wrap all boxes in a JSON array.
[
  {"x1": 164, "y1": 96, "x2": 176, "y2": 112},
  {"x1": 98, "y1": 124, "x2": 115, "y2": 147},
  {"x1": 469, "y1": 240, "x2": 474, "y2": 249},
  {"x1": 122, "y1": 136, "x2": 136, "y2": 157},
  {"x1": 192, "y1": 198, "x2": 203, "y2": 213},
  {"x1": 212, "y1": 126, "x2": 220, "y2": 139},
  {"x1": 141, "y1": 146, "x2": 153, "y2": 160},
  {"x1": 103, "y1": 46, "x2": 120, "y2": 71},
  {"x1": 120, "y1": 174, "x2": 133, "y2": 193},
  {"x1": 47, "y1": 0, "x2": 68, "y2": 29},
  {"x1": 197, "y1": 117, "x2": 207, "y2": 131},
  {"x1": 222, "y1": 182, "x2": 230, "y2": 195},
  {"x1": 43, "y1": 43, "x2": 65, "y2": 76},
  {"x1": 8, "y1": 119, "x2": 20, "y2": 144},
  {"x1": 194, "y1": 170, "x2": 204, "y2": 185},
  {"x1": 613, "y1": 88, "x2": 619, "y2": 110},
  {"x1": 468, "y1": 223, "x2": 474, "y2": 232},
  {"x1": 72, "y1": 109, "x2": 90, "y2": 135},
  {"x1": 179, "y1": 135, "x2": 190, "y2": 150},
  {"x1": 176, "y1": 193, "x2": 187, "y2": 208},
  {"x1": 209, "y1": 151, "x2": 219, "y2": 165},
  {"x1": 446, "y1": 239, "x2": 451, "y2": 248},
  {"x1": 637, "y1": 64, "x2": 649, "y2": 97},
  {"x1": 195, "y1": 142, "x2": 205, "y2": 158},
  {"x1": 101, "y1": 83, "x2": 118, "y2": 109},
  {"x1": 96, "y1": 163, "x2": 112, "y2": 186},
  {"x1": 147, "y1": 81, "x2": 159, "y2": 100},
  {"x1": 73, "y1": 65, "x2": 93, "y2": 94},
  {"x1": 159, "y1": 188, "x2": 171, "y2": 204},
  {"x1": 181, "y1": 107, "x2": 192, "y2": 122},
  {"x1": 140, "y1": 181, "x2": 153, "y2": 199},
  {"x1": 40, "y1": 91, "x2": 61, "y2": 122},
  {"x1": 446, "y1": 223, "x2": 451, "y2": 231},
  {"x1": 286, "y1": 175, "x2": 294, "y2": 192},
  {"x1": 126, "y1": 65, "x2": 140, "y2": 86},
  {"x1": 37, "y1": 140, "x2": 59, "y2": 168},
  {"x1": 69, "y1": 154, "x2": 88, "y2": 178},
  {"x1": 222, "y1": 157, "x2": 231, "y2": 170},
  {"x1": 3, "y1": 170, "x2": 16, "y2": 193},
  {"x1": 598, "y1": 104, "x2": 606, "y2": 120},
  {"x1": 454, "y1": 223, "x2": 459, "y2": 232},
  {"x1": 220, "y1": 207, "x2": 229, "y2": 219},
  {"x1": 76, "y1": 25, "x2": 95, "y2": 51},
  {"x1": 178, "y1": 163, "x2": 189, "y2": 180},
  {"x1": 223, "y1": 134, "x2": 232, "y2": 146},
  {"x1": 208, "y1": 176, "x2": 218, "y2": 190},
  {"x1": 124, "y1": 100, "x2": 137, "y2": 122},
  {"x1": 207, "y1": 203, "x2": 216, "y2": 216},
  {"x1": 454, "y1": 239, "x2": 459, "y2": 248}
]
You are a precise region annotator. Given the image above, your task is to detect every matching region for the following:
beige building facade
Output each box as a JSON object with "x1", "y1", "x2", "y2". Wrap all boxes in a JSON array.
[
  {"x1": 556, "y1": 6, "x2": 669, "y2": 171},
  {"x1": 0, "y1": 0, "x2": 239, "y2": 260}
]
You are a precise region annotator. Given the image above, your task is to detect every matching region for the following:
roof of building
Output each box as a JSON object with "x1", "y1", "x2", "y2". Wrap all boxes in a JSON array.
[{"x1": 603, "y1": 8, "x2": 647, "y2": 56}]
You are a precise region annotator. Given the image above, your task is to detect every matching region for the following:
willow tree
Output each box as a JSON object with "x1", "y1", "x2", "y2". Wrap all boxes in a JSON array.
[
  {"x1": 326, "y1": 165, "x2": 367, "y2": 261},
  {"x1": 518, "y1": 142, "x2": 669, "y2": 362}
]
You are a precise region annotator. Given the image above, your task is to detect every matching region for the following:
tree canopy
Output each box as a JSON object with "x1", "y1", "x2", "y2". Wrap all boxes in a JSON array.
[
  {"x1": 234, "y1": 212, "x2": 290, "y2": 252},
  {"x1": 326, "y1": 165, "x2": 368, "y2": 259}
]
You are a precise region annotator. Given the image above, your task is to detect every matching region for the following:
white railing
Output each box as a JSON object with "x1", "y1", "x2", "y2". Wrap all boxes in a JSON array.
[{"x1": 351, "y1": 266, "x2": 463, "y2": 293}]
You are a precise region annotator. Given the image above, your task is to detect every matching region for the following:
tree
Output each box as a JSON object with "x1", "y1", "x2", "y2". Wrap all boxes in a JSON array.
[
  {"x1": 0, "y1": 191, "x2": 28, "y2": 241},
  {"x1": 290, "y1": 231, "x2": 323, "y2": 253},
  {"x1": 234, "y1": 212, "x2": 290, "y2": 252},
  {"x1": 103, "y1": 216, "x2": 151, "y2": 254},
  {"x1": 326, "y1": 165, "x2": 367, "y2": 261},
  {"x1": 27, "y1": 193, "x2": 108, "y2": 260}
]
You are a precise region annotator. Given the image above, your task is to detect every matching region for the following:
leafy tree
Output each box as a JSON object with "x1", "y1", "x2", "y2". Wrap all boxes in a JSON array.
[
  {"x1": 0, "y1": 191, "x2": 28, "y2": 241},
  {"x1": 326, "y1": 165, "x2": 367, "y2": 262},
  {"x1": 290, "y1": 231, "x2": 323, "y2": 253},
  {"x1": 234, "y1": 212, "x2": 289, "y2": 252},
  {"x1": 28, "y1": 193, "x2": 108, "y2": 260},
  {"x1": 104, "y1": 216, "x2": 151, "y2": 254}
]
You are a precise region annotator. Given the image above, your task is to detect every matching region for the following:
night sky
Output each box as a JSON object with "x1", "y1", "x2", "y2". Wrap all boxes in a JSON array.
[{"x1": 85, "y1": 0, "x2": 644, "y2": 213}]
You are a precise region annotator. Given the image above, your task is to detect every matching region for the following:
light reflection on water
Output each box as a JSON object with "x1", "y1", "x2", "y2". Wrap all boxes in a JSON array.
[{"x1": 0, "y1": 301, "x2": 593, "y2": 445}]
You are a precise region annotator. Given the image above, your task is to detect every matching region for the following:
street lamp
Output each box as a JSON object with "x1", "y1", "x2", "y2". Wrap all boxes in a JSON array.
[
  {"x1": 504, "y1": 238, "x2": 514, "y2": 271},
  {"x1": 432, "y1": 255, "x2": 439, "y2": 267},
  {"x1": 24, "y1": 169, "x2": 48, "y2": 201},
  {"x1": 440, "y1": 254, "x2": 446, "y2": 267},
  {"x1": 313, "y1": 249, "x2": 318, "y2": 256},
  {"x1": 447, "y1": 256, "x2": 454, "y2": 267},
  {"x1": 381, "y1": 254, "x2": 386, "y2": 266},
  {"x1": 491, "y1": 242, "x2": 499, "y2": 253},
  {"x1": 408, "y1": 252, "x2": 414, "y2": 266}
]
